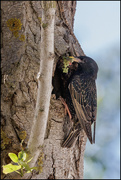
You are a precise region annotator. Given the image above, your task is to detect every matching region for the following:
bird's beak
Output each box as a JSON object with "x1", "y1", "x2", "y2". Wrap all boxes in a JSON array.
[
  {"x1": 72, "y1": 57, "x2": 82, "y2": 63},
  {"x1": 69, "y1": 56, "x2": 83, "y2": 63}
]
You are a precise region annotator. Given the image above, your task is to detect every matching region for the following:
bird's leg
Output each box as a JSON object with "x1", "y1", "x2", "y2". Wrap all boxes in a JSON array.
[{"x1": 59, "y1": 97, "x2": 72, "y2": 120}]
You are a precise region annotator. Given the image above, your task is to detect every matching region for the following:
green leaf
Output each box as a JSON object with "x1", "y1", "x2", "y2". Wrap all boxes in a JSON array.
[
  {"x1": 26, "y1": 167, "x2": 37, "y2": 173},
  {"x1": 18, "y1": 151, "x2": 23, "y2": 160},
  {"x1": 27, "y1": 157, "x2": 33, "y2": 163},
  {"x1": 15, "y1": 170, "x2": 21, "y2": 175},
  {"x1": 3, "y1": 163, "x2": 21, "y2": 174},
  {"x1": 18, "y1": 151, "x2": 26, "y2": 161},
  {"x1": 30, "y1": 167, "x2": 38, "y2": 170},
  {"x1": 19, "y1": 161, "x2": 31, "y2": 171},
  {"x1": 22, "y1": 151, "x2": 27, "y2": 161},
  {"x1": 8, "y1": 153, "x2": 18, "y2": 163},
  {"x1": 26, "y1": 170, "x2": 31, "y2": 173}
]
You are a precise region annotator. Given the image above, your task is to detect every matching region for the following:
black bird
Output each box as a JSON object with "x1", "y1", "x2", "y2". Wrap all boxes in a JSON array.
[{"x1": 52, "y1": 56, "x2": 98, "y2": 148}]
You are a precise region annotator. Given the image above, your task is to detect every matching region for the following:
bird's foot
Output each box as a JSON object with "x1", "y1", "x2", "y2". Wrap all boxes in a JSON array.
[{"x1": 59, "y1": 97, "x2": 72, "y2": 120}]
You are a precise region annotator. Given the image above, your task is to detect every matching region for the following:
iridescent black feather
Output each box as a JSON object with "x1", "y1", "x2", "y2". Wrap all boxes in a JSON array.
[{"x1": 52, "y1": 56, "x2": 98, "y2": 148}]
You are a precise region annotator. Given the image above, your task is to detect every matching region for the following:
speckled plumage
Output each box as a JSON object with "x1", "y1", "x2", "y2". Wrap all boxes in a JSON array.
[{"x1": 52, "y1": 56, "x2": 98, "y2": 148}]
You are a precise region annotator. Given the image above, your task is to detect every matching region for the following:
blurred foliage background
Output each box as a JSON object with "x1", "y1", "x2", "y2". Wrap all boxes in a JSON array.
[{"x1": 74, "y1": 1, "x2": 120, "y2": 179}]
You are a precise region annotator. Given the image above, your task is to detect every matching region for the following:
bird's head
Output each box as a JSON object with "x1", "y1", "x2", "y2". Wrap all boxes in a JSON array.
[{"x1": 69, "y1": 56, "x2": 98, "y2": 79}]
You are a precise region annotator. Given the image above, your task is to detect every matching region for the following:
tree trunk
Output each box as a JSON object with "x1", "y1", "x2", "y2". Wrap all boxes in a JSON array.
[
  {"x1": 27, "y1": 1, "x2": 56, "y2": 169},
  {"x1": 1, "y1": 1, "x2": 87, "y2": 179}
]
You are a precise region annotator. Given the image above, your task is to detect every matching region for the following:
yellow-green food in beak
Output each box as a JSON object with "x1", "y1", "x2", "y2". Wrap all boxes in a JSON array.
[
  {"x1": 62, "y1": 56, "x2": 73, "y2": 73},
  {"x1": 62, "y1": 56, "x2": 82, "y2": 73}
]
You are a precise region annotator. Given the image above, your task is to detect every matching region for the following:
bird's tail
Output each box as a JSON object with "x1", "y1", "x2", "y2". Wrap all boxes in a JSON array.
[
  {"x1": 92, "y1": 121, "x2": 96, "y2": 143},
  {"x1": 62, "y1": 122, "x2": 81, "y2": 148}
]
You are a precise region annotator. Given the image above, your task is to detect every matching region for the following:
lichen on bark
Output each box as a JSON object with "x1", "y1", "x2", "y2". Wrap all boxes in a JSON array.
[{"x1": 1, "y1": 1, "x2": 87, "y2": 179}]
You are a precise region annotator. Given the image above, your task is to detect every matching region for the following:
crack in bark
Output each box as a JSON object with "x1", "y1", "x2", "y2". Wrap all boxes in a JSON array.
[
  {"x1": 51, "y1": 118, "x2": 63, "y2": 123},
  {"x1": 44, "y1": 120, "x2": 51, "y2": 139},
  {"x1": 51, "y1": 150, "x2": 55, "y2": 179},
  {"x1": 47, "y1": 149, "x2": 56, "y2": 179},
  {"x1": 74, "y1": 149, "x2": 79, "y2": 177},
  {"x1": 29, "y1": 1, "x2": 40, "y2": 24},
  {"x1": 10, "y1": 118, "x2": 22, "y2": 143}
]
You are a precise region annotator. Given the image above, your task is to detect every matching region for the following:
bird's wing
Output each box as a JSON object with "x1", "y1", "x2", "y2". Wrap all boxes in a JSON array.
[
  {"x1": 61, "y1": 123, "x2": 81, "y2": 148},
  {"x1": 68, "y1": 75, "x2": 97, "y2": 143}
]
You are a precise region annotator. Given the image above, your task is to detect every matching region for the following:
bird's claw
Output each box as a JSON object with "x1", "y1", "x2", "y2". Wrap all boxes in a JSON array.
[{"x1": 59, "y1": 97, "x2": 72, "y2": 120}]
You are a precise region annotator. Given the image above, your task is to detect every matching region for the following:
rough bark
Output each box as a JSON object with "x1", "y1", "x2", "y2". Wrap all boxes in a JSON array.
[
  {"x1": 27, "y1": 1, "x2": 56, "y2": 169},
  {"x1": 1, "y1": 1, "x2": 87, "y2": 179}
]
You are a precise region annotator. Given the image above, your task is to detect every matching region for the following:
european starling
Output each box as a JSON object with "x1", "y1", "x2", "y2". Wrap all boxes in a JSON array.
[{"x1": 52, "y1": 56, "x2": 98, "y2": 148}]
